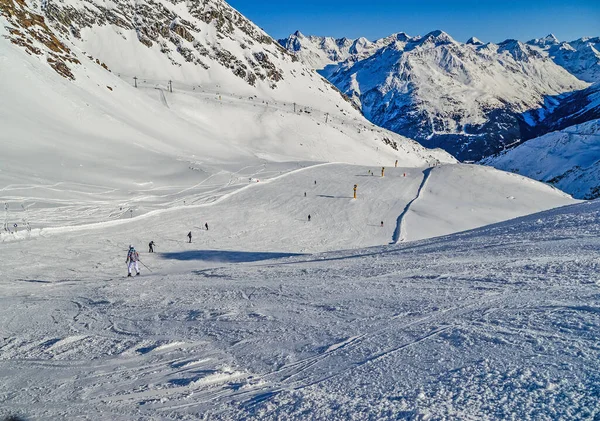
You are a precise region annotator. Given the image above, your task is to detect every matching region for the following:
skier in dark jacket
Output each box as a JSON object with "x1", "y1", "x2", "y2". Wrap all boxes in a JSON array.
[
  {"x1": 187, "y1": 231, "x2": 192, "y2": 243},
  {"x1": 148, "y1": 241, "x2": 155, "y2": 253},
  {"x1": 205, "y1": 222, "x2": 209, "y2": 230},
  {"x1": 308, "y1": 214, "x2": 311, "y2": 222}
]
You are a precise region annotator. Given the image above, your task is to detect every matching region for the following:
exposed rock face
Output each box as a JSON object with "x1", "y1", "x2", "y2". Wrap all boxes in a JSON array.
[
  {"x1": 0, "y1": 0, "x2": 80, "y2": 79},
  {"x1": 1, "y1": 0, "x2": 300, "y2": 87}
]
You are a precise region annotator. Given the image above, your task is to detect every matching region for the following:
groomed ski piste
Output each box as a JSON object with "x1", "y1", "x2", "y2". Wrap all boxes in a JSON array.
[
  {"x1": 1, "y1": 185, "x2": 599, "y2": 420},
  {"x1": 1, "y1": 13, "x2": 600, "y2": 419}
]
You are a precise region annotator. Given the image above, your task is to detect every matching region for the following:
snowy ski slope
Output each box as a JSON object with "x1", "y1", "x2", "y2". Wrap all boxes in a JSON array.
[
  {"x1": 0, "y1": 2, "x2": 596, "y2": 418},
  {"x1": 0, "y1": 197, "x2": 598, "y2": 420}
]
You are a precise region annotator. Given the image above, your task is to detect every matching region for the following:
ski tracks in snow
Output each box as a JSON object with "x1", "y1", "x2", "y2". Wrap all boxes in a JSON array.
[
  {"x1": 235, "y1": 291, "x2": 507, "y2": 403},
  {"x1": 392, "y1": 167, "x2": 433, "y2": 244}
]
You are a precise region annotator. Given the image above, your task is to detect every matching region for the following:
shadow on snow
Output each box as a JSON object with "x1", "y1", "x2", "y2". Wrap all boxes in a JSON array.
[{"x1": 159, "y1": 250, "x2": 303, "y2": 263}]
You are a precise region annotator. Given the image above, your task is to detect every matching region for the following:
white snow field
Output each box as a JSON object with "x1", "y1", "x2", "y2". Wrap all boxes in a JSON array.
[
  {"x1": 0, "y1": 3, "x2": 596, "y2": 419},
  {"x1": 0, "y1": 196, "x2": 599, "y2": 420},
  {"x1": 0, "y1": 35, "x2": 451, "y2": 231}
]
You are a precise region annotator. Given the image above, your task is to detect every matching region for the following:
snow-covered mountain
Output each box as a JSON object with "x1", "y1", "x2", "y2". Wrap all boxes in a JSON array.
[
  {"x1": 1, "y1": 0, "x2": 459, "y2": 227},
  {"x1": 483, "y1": 119, "x2": 600, "y2": 199},
  {"x1": 527, "y1": 34, "x2": 600, "y2": 83},
  {"x1": 281, "y1": 30, "x2": 600, "y2": 161},
  {"x1": 277, "y1": 31, "x2": 409, "y2": 69},
  {"x1": 321, "y1": 30, "x2": 587, "y2": 161}
]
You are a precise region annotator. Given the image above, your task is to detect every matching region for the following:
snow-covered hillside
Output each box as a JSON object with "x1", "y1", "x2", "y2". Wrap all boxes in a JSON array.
[
  {"x1": 484, "y1": 119, "x2": 600, "y2": 200},
  {"x1": 285, "y1": 30, "x2": 588, "y2": 161},
  {"x1": 528, "y1": 34, "x2": 600, "y2": 83},
  {"x1": 1, "y1": 0, "x2": 458, "y2": 229},
  {"x1": 0, "y1": 184, "x2": 597, "y2": 419}
]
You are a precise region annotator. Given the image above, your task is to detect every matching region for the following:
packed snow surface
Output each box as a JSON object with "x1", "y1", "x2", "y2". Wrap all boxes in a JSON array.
[{"x1": 1, "y1": 194, "x2": 598, "y2": 420}]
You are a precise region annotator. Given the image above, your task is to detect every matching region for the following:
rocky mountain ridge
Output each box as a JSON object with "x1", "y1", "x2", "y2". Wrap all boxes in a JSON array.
[{"x1": 279, "y1": 29, "x2": 598, "y2": 161}]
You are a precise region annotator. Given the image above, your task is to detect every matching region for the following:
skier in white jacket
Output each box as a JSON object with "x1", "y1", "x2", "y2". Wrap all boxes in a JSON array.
[{"x1": 126, "y1": 245, "x2": 140, "y2": 277}]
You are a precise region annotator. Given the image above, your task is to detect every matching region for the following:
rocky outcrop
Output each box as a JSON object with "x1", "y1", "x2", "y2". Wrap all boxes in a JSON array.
[{"x1": 1, "y1": 0, "x2": 80, "y2": 79}]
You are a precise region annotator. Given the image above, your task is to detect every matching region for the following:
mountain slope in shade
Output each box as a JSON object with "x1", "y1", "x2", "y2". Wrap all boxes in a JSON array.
[
  {"x1": 322, "y1": 30, "x2": 587, "y2": 161},
  {"x1": 527, "y1": 34, "x2": 600, "y2": 83},
  {"x1": 483, "y1": 119, "x2": 600, "y2": 199},
  {"x1": 517, "y1": 82, "x2": 600, "y2": 144}
]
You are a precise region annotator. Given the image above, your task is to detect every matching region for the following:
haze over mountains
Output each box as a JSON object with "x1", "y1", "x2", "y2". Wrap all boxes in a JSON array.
[{"x1": 279, "y1": 30, "x2": 600, "y2": 163}]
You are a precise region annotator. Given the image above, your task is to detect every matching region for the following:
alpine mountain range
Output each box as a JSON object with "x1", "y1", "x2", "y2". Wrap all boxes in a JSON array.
[{"x1": 278, "y1": 30, "x2": 600, "y2": 198}]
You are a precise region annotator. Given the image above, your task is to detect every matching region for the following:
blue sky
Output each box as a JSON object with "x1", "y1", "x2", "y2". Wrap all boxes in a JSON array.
[{"x1": 227, "y1": 0, "x2": 599, "y2": 43}]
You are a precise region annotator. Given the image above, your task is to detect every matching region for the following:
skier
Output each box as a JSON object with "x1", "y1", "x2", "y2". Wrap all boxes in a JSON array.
[
  {"x1": 126, "y1": 245, "x2": 140, "y2": 277},
  {"x1": 314, "y1": 180, "x2": 317, "y2": 185},
  {"x1": 304, "y1": 192, "x2": 307, "y2": 197},
  {"x1": 380, "y1": 221, "x2": 384, "y2": 227},
  {"x1": 308, "y1": 214, "x2": 311, "y2": 222},
  {"x1": 187, "y1": 231, "x2": 192, "y2": 243},
  {"x1": 205, "y1": 222, "x2": 209, "y2": 231},
  {"x1": 148, "y1": 241, "x2": 155, "y2": 253}
]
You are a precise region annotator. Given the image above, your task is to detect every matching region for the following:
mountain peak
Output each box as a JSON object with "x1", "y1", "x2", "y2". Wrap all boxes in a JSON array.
[
  {"x1": 393, "y1": 32, "x2": 411, "y2": 42},
  {"x1": 420, "y1": 30, "x2": 454, "y2": 45},
  {"x1": 427, "y1": 30, "x2": 449, "y2": 38},
  {"x1": 293, "y1": 30, "x2": 305, "y2": 38},
  {"x1": 466, "y1": 37, "x2": 484, "y2": 46},
  {"x1": 527, "y1": 33, "x2": 561, "y2": 47}
]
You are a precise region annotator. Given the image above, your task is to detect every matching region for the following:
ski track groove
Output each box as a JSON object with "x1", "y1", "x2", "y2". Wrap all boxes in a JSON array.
[
  {"x1": 392, "y1": 167, "x2": 433, "y2": 244},
  {"x1": 254, "y1": 292, "x2": 506, "y2": 395}
]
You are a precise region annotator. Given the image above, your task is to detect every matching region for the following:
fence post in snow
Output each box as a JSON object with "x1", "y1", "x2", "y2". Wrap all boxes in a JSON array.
[
  {"x1": 168, "y1": 80, "x2": 173, "y2": 93},
  {"x1": 134, "y1": 76, "x2": 138, "y2": 88},
  {"x1": 325, "y1": 113, "x2": 329, "y2": 123}
]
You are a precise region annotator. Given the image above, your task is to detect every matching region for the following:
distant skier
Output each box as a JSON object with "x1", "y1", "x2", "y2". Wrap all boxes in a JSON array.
[
  {"x1": 380, "y1": 221, "x2": 384, "y2": 227},
  {"x1": 304, "y1": 192, "x2": 307, "y2": 197},
  {"x1": 205, "y1": 222, "x2": 209, "y2": 231},
  {"x1": 126, "y1": 245, "x2": 140, "y2": 277},
  {"x1": 308, "y1": 214, "x2": 311, "y2": 222},
  {"x1": 148, "y1": 241, "x2": 155, "y2": 253},
  {"x1": 187, "y1": 231, "x2": 192, "y2": 243},
  {"x1": 314, "y1": 180, "x2": 317, "y2": 185}
]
